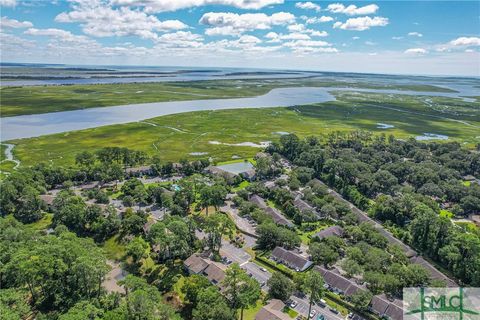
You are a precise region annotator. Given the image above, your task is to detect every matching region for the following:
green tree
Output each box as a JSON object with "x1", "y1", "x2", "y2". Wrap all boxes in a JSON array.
[
  {"x1": 267, "y1": 272, "x2": 294, "y2": 301},
  {"x1": 203, "y1": 213, "x2": 235, "y2": 254},
  {"x1": 193, "y1": 287, "x2": 236, "y2": 320},
  {"x1": 302, "y1": 270, "x2": 325, "y2": 320},
  {"x1": 223, "y1": 263, "x2": 261, "y2": 320}
]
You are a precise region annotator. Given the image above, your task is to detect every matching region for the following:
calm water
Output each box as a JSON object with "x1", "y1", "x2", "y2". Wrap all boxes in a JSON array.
[{"x1": 1, "y1": 86, "x2": 477, "y2": 141}]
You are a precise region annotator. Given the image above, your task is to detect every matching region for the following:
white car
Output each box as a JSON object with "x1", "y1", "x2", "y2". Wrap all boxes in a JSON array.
[
  {"x1": 290, "y1": 301, "x2": 298, "y2": 308},
  {"x1": 310, "y1": 310, "x2": 317, "y2": 318},
  {"x1": 260, "y1": 267, "x2": 267, "y2": 272}
]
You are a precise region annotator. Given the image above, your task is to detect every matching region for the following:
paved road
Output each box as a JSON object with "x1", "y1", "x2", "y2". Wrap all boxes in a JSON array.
[
  {"x1": 290, "y1": 295, "x2": 344, "y2": 320},
  {"x1": 221, "y1": 200, "x2": 257, "y2": 235},
  {"x1": 243, "y1": 261, "x2": 271, "y2": 289}
]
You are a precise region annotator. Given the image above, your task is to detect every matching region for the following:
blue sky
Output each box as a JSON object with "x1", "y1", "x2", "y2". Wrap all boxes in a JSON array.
[{"x1": 1, "y1": 0, "x2": 479, "y2": 76}]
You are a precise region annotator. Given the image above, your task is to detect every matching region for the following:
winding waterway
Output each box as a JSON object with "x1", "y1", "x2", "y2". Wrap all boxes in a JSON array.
[{"x1": 0, "y1": 86, "x2": 477, "y2": 141}]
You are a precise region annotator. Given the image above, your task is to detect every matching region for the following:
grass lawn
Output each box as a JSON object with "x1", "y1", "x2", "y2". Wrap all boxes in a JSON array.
[
  {"x1": 172, "y1": 275, "x2": 186, "y2": 302},
  {"x1": 27, "y1": 213, "x2": 53, "y2": 231},
  {"x1": 439, "y1": 209, "x2": 454, "y2": 219},
  {"x1": 243, "y1": 299, "x2": 265, "y2": 320},
  {"x1": 0, "y1": 160, "x2": 17, "y2": 172},
  {"x1": 232, "y1": 180, "x2": 250, "y2": 192},
  {"x1": 103, "y1": 235, "x2": 126, "y2": 261},
  {"x1": 298, "y1": 224, "x2": 330, "y2": 244},
  {"x1": 7, "y1": 91, "x2": 480, "y2": 171},
  {"x1": 325, "y1": 295, "x2": 349, "y2": 316},
  {"x1": 283, "y1": 306, "x2": 299, "y2": 318}
]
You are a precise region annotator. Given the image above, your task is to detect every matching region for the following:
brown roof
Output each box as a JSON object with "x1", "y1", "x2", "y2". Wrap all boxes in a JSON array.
[
  {"x1": 271, "y1": 247, "x2": 312, "y2": 271},
  {"x1": 184, "y1": 254, "x2": 209, "y2": 274},
  {"x1": 315, "y1": 266, "x2": 365, "y2": 296},
  {"x1": 409, "y1": 256, "x2": 456, "y2": 287},
  {"x1": 250, "y1": 194, "x2": 268, "y2": 209},
  {"x1": 385, "y1": 299, "x2": 403, "y2": 320},
  {"x1": 371, "y1": 294, "x2": 403, "y2": 320},
  {"x1": 255, "y1": 300, "x2": 290, "y2": 320},
  {"x1": 293, "y1": 197, "x2": 314, "y2": 213},
  {"x1": 370, "y1": 294, "x2": 390, "y2": 316},
  {"x1": 203, "y1": 263, "x2": 226, "y2": 284},
  {"x1": 265, "y1": 207, "x2": 293, "y2": 227},
  {"x1": 313, "y1": 226, "x2": 344, "y2": 240}
]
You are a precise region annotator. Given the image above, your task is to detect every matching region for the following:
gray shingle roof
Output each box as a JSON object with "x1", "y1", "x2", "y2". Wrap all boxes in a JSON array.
[
  {"x1": 183, "y1": 254, "x2": 209, "y2": 274},
  {"x1": 409, "y1": 256, "x2": 457, "y2": 287},
  {"x1": 315, "y1": 266, "x2": 366, "y2": 296},
  {"x1": 271, "y1": 247, "x2": 312, "y2": 271},
  {"x1": 313, "y1": 226, "x2": 344, "y2": 240}
]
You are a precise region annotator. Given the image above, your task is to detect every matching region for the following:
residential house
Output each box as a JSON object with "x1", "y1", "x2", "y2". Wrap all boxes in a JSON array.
[
  {"x1": 370, "y1": 294, "x2": 403, "y2": 320},
  {"x1": 255, "y1": 299, "x2": 290, "y2": 320},
  {"x1": 409, "y1": 256, "x2": 457, "y2": 287},
  {"x1": 250, "y1": 194, "x2": 293, "y2": 227},
  {"x1": 313, "y1": 226, "x2": 344, "y2": 240},
  {"x1": 271, "y1": 246, "x2": 312, "y2": 272},
  {"x1": 203, "y1": 262, "x2": 227, "y2": 285},
  {"x1": 183, "y1": 254, "x2": 209, "y2": 275},
  {"x1": 315, "y1": 266, "x2": 365, "y2": 297}
]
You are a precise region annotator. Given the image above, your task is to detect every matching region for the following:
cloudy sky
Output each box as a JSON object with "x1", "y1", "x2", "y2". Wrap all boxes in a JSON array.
[{"x1": 1, "y1": 0, "x2": 479, "y2": 76}]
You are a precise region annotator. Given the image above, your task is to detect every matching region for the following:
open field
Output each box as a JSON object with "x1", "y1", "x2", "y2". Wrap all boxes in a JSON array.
[
  {"x1": 7, "y1": 91, "x2": 479, "y2": 170},
  {"x1": 0, "y1": 78, "x2": 458, "y2": 117}
]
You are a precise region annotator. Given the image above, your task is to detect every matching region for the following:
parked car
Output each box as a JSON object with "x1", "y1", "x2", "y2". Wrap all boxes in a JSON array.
[
  {"x1": 290, "y1": 300, "x2": 298, "y2": 308},
  {"x1": 260, "y1": 267, "x2": 267, "y2": 272},
  {"x1": 310, "y1": 310, "x2": 317, "y2": 318},
  {"x1": 329, "y1": 308, "x2": 339, "y2": 314}
]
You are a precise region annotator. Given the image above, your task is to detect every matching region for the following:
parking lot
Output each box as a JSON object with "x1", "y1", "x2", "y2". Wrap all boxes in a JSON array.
[
  {"x1": 243, "y1": 261, "x2": 271, "y2": 289},
  {"x1": 289, "y1": 295, "x2": 344, "y2": 320}
]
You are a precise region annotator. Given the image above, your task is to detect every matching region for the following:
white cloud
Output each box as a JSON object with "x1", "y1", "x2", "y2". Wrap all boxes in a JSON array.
[
  {"x1": 0, "y1": 0, "x2": 16, "y2": 7},
  {"x1": 283, "y1": 39, "x2": 331, "y2": 47},
  {"x1": 392, "y1": 36, "x2": 403, "y2": 40},
  {"x1": 309, "y1": 30, "x2": 328, "y2": 37},
  {"x1": 449, "y1": 36, "x2": 480, "y2": 47},
  {"x1": 352, "y1": 36, "x2": 359, "y2": 40},
  {"x1": 327, "y1": 3, "x2": 379, "y2": 15},
  {"x1": 365, "y1": 41, "x2": 376, "y2": 46},
  {"x1": 265, "y1": 31, "x2": 310, "y2": 42},
  {"x1": 200, "y1": 12, "x2": 295, "y2": 36},
  {"x1": 295, "y1": 2, "x2": 321, "y2": 12},
  {"x1": 24, "y1": 28, "x2": 94, "y2": 43},
  {"x1": 408, "y1": 32, "x2": 423, "y2": 37},
  {"x1": 56, "y1": 3, "x2": 188, "y2": 40},
  {"x1": 156, "y1": 31, "x2": 204, "y2": 48},
  {"x1": 111, "y1": 0, "x2": 284, "y2": 13},
  {"x1": 333, "y1": 16, "x2": 388, "y2": 31},
  {"x1": 1, "y1": 16, "x2": 33, "y2": 28},
  {"x1": 301, "y1": 15, "x2": 334, "y2": 24},
  {"x1": 404, "y1": 48, "x2": 427, "y2": 54},
  {"x1": 287, "y1": 23, "x2": 305, "y2": 32},
  {"x1": 436, "y1": 36, "x2": 480, "y2": 52}
]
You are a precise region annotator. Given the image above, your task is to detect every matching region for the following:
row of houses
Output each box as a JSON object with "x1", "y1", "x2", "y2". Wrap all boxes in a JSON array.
[
  {"x1": 315, "y1": 265, "x2": 404, "y2": 320},
  {"x1": 249, "y1": 194, "x2": 293, "y2": 227},
  {"x1": 271, "y1": 246, "x2": 312, "y2": 272},
  {"x1": 311, "y1": 178, "x2": 457, "y2": 287}
]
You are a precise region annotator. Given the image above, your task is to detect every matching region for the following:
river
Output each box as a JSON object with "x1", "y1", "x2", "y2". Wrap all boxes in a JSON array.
[{"x1": 0, "y1": 86, "x2": 477, "y2": 142}]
